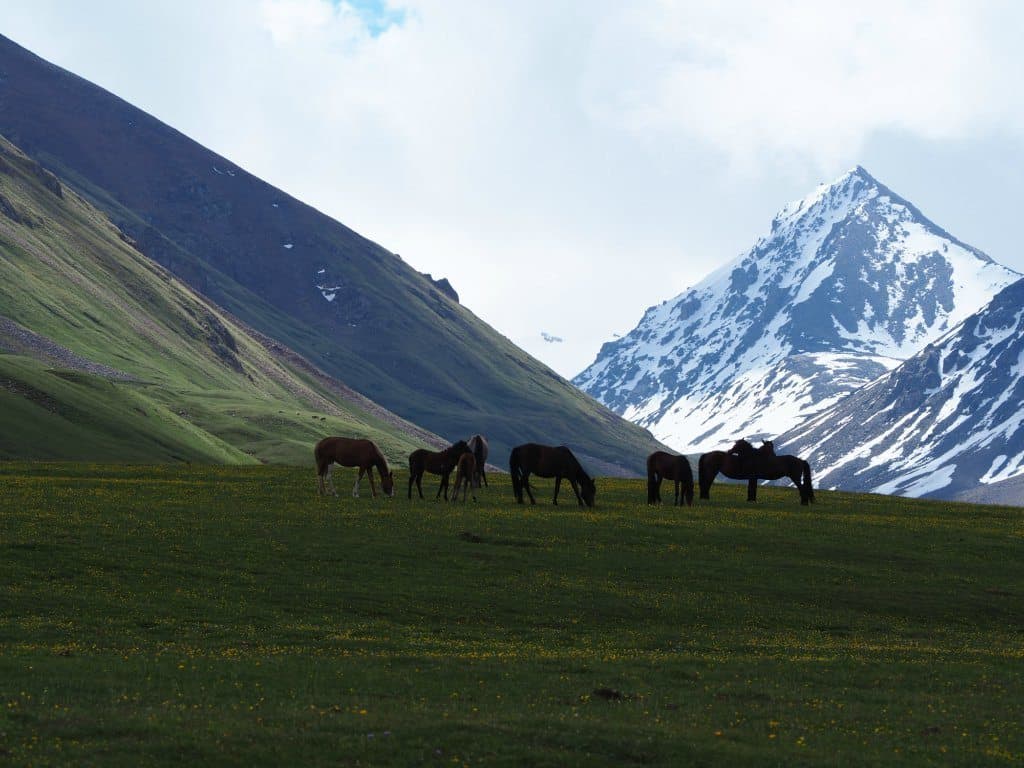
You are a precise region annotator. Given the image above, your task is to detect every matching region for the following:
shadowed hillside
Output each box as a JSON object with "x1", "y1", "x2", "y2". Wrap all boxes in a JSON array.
[
  {"x1": 0, "y1": 33, "x2": 663, "y2": 473},
  {"x1": 0, "y1": 134, "x2": 443, "y2": 465}
]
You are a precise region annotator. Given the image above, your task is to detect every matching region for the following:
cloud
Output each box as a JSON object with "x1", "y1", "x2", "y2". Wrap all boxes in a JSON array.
[
  {"x1": 584, "y1": 1, "x2": 1024, "y2": 172},
  {"x1": 2, "y1": 0, "x2": 1024, "y2": 378}
]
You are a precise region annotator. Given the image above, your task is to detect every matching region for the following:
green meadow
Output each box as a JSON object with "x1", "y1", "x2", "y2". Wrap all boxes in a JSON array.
[{"x1": 1, "y1": 463, "x2": 1021, "y2": 766}]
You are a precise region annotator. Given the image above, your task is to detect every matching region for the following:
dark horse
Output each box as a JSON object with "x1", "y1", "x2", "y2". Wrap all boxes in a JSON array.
[
  {"x1": 698, "y1": 439, "x2": 814, "y2": 505},
  {"x1": 509, "y1": 443, "x2": 596, "y2": 507},
  {"x1": 408, "y1": 440, "x2": 471, "y2": 500},
  {"x1": 314, "y1": 436, "x2": 395, "y2": 498},
  {"x1": 467, "y1": 434, "x2": 489, "y2": 488},
  {"x1": 646, "y1": 451, "x2": 694, "y2": 506}
]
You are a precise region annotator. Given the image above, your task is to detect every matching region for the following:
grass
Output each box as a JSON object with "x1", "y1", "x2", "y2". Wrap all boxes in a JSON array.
[{"x1": 1, "y1": 463, "x2": 1021, "y2": 766}]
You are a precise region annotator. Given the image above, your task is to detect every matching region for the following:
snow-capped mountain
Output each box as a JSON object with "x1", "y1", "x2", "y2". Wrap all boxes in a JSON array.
[
  {"x1": 777, "y1": 277, "x2": 1024, "y2": 500},
  {"x1": 574, "y1": 167, "x2": 1020, "y2": 453}
]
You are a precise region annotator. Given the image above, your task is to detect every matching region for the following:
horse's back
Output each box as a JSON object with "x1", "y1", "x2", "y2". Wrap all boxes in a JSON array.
[
  {"x1": 315, "y1": 435, "x2": 350, "y2": 461},
  {"x1": 316, "y1": 436, "x2": 381, "y2": 467}
]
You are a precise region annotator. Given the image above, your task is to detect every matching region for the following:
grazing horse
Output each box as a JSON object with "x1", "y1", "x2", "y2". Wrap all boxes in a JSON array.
[
  {"x1": 646, "y1": 451, "x2": 694, "y2": 506},
  {"x1": 314, "y1": 436, "x2": 395, "y2": 498},
  {"x1": 450, "y1": 452, "x2": 477, "y2": 502},
  {"x1": 698, "y1": 439, "x2": 814, "y2": 506},
  {"x1": 408, "y1": 440, "x2": 471, "y2": 500},
  {"x1": 467, "y1": 434, "x2": 489, "y2": 488},
  {"x1": 509, "y1": 443, "x2": 596, "y2": 507}
]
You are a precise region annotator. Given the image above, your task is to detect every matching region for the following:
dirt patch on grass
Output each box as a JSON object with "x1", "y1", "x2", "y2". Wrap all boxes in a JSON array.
[{"x1": 0, "y1": 315, "x2": 133, "y2": 380}]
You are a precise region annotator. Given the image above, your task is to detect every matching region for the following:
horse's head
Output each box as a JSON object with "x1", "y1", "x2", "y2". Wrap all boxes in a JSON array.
[
  {"x1": 760, "y1": 440, "x2": 776, "y2": 455},
  {"x1": 451, "y1": 439, "x2": 471, "y2": 457},
  {"x1": 381, "y1": 470, "x2": 395, "y2": 497},
  {"x1": 729, "y1": 439, "x2": 754, "y2": 455},
  {"x1": 581, "y1": 475, "x2": 596, "y2": 508}
]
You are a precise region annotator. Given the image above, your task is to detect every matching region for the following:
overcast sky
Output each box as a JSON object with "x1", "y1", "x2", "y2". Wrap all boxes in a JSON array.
[{"x1": 4, "y1": 1, "x2": 1024, "y2": 377}]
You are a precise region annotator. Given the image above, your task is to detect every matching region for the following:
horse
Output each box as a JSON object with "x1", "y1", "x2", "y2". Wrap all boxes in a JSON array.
[
  {"x1": 509, "y1": 443, "x2": 596, "y2": 507},
  {"x1": 646, "y1": 451, "x2": 694, "y2": 506},
  {"x1": 450, "y1": 451, "x2": 477, "y2": 502},
  {"x1": 698, "y1": 438, "x2": 813, "y2": 505},
  {"x1": 314, "y1": 436, "x2": 395, "y2": 498},
  {"x1": 467, "y1": 434, "x2": 489, "y2": 488},
  {"x1": 408, "y1": 440, "x2": 471, "y2": 500}
]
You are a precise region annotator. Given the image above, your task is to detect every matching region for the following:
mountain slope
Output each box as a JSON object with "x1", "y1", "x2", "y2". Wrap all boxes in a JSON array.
[
  {"x1": 574, "y1": 167, "x2": 1019, "y2": 452},
  {"x1": 0, "y1": 33, "x2": 662, "y2": 473},
  {"x1": 777, "y1": 278, "x2": 1024, "y2": 500},
  {"x1": 0, "y1": 134, "x2": 441, "y2": 465}
]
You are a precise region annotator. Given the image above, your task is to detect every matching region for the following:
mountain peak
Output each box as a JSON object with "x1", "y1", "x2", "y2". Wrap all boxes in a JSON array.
[
  {"x1": 575, "y1": 168, "x2": 1020, "y2": 453},
  {"x1": 773, "y1": 165, "x2": 881, "y2": 228},
  {"x1": 845, "y1": 164, "x2": 877, "y2": 182}
]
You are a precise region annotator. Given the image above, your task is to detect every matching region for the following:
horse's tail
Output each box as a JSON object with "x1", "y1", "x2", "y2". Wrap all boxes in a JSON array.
[
  {"x1": 697, "y1": 453, "x2": 712, "y2": 499},
  {"x1": 646, "y1": 454, "x2": 658, "y2": 504},
  {"x1": 802, "y1": 460, "x2": 814, "y2": 503},
  {"x1": 313, "y1": 441, "x2": 330, "y2": 494},
  {"x1": 509, "y1": 447, "x2": 523, "y2": 503},
  {"x1": 473, "y1": 438, "x2": 486, "y2": 488},
  {"x1": 407, "y1": 451, "x2": 419, "y2": 499},
  {"x1": 682, "y1": 457, "x2": 695, "y2": 506}
]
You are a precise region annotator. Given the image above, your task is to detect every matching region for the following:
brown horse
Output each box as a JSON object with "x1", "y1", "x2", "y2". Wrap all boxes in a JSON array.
[
  {"x1": 314, "y1": 436, "x2": 395, "y2": 498},
  {"x1": 408, "y1": 440, "x2": 471, "y2": 500},
  {"x1": 646, "y1": 451, "x2": 694, "y2": 506},
  {"x1": 450, "y1": 452, "x2": 477, "y2": 502},
  {"x1": 698, "y1": 439, "x2": 813, "y2": 505},
  {"x1": 509, "y1": 443, "x2": 596, "y2": 507},
  {"x1": 467, "y1": 434, "x2": 489, "y2": 488}
]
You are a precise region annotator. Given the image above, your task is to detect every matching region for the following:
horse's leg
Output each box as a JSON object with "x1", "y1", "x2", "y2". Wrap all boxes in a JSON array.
[
  {"x1": 747, "y1": 478, "x2": 757, "y2": 502},
  {"x1": 792, "y1": 470, "x2": 808, "y2": 506},
  {"x1": 553, "y1": 476, "x2": 562, "y2": 505},
  {"x1": 673, "y1": 479, "x2": 680, "y2": 506},
  {"x1": 701, "y1": 472, "x2": 714, "y2": 500},
  {"x1": 327, "y1": 463, "x2": 338, "y2": 496},
  {"x1": 367, "y1": 467, "x2": 378, "y2": 498},
  {"x1": 523, "y1": 472, "x2": 536, "y2": 505},
  {"x1": 568, "y1": 478, "x2": 584, "y2": 506},
  {"x1": 353, "y1": 468, "x2": 364, "y2": 498},
  {"x1": 415, "y1": 471, "x2": 425, "y2": 500}
]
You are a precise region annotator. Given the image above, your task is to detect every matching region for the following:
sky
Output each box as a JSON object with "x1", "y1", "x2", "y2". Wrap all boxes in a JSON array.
[{"x1": 3, "y1": 1, "x2": 1024, "y2": 378}]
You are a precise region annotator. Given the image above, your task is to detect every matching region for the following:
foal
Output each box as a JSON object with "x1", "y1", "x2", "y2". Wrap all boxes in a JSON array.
[{"x1": 450, "y1": 452, "x2": 477, "y2": 502}]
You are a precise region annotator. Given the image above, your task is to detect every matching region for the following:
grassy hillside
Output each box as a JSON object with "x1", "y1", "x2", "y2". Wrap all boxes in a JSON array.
[
  {"x1": 0, "y1": 135, "x2": 440, "y2": 466},
  {"x1": 0, "y1": 33, "x2": 665, "y2": 473},
  {"x1": 1, "y1": 463, "x2": 1021, "y2": 766}
]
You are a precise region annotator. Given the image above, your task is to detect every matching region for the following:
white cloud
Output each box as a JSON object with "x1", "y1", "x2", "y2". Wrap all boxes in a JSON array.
[
  {"x1": 585, "y1": 1, "x2": 1021, "y2": 171},
  {"x1": 2, "y1": 1, "x2": 1024, "y2": 378}
]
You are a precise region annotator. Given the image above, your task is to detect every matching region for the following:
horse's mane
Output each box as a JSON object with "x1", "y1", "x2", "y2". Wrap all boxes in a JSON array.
[{"x1": 730, "y1": 438, "x2": 754, "y2": 455}]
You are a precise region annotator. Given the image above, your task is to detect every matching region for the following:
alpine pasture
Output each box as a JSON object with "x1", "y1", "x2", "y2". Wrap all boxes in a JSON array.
[{"x1": 1, "y1": 462, "x2": 1021, "y2": 766}]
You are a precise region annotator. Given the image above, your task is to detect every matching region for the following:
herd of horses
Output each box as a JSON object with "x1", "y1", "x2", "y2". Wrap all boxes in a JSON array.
[{"x1": 314, "y1": 434, "x2": 815, "y2": 507}]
